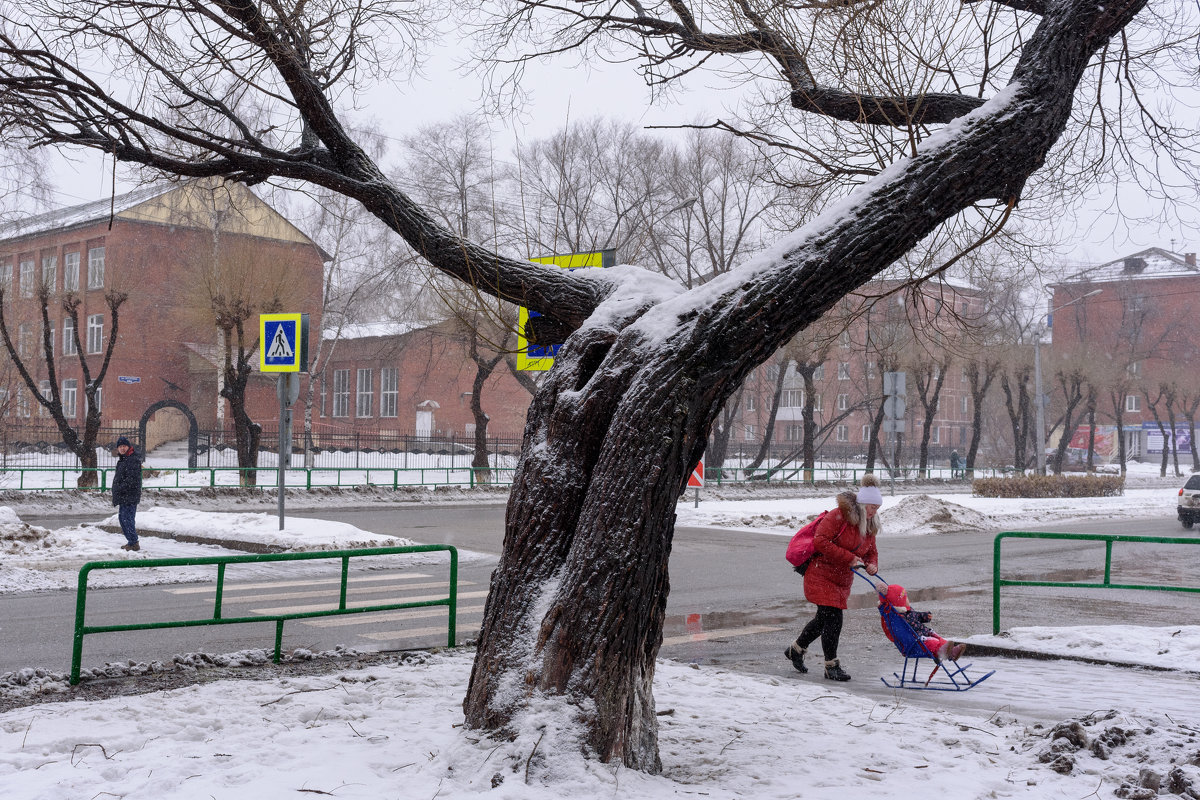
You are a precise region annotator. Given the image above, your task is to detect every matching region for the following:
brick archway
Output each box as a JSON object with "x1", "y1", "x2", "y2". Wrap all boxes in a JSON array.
[{"x1": 138, "y1": 400, "x2": 200, "y2": 469}]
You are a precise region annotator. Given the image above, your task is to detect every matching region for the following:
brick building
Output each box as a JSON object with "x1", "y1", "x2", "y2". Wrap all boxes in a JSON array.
[
  {"x1": 0, "y1": 181, "x2": 326, "y2": 451},
  {"x1": 312, "y1": 321, "x2": 532, "y2": 443},
  {"x1": 1047, "y1": 247, "x2": 1200, "y2": 461}
]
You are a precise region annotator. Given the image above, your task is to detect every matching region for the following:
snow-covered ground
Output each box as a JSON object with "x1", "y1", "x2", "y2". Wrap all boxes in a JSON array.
[{"x1": 1, "y1": 477, "x2": 1196, "y2": 799}]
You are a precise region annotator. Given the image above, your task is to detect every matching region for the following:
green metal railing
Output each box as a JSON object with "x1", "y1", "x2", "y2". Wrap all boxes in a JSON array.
[
  {"x1": 70, "y1": 544, "x2": 458, "y2": 685},
  {"x1": 992, "y1": 531, "x2": 1200, "y2": 634},
  {"x1": 0, "y1": 466, "x2": 518, "y2": 491}
]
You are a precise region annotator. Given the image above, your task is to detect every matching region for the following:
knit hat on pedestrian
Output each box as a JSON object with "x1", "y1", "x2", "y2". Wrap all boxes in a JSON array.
[
  {"x1": 856, "y1": 473, "x2": 883, "y2": 507},
  {"x1": 116, "y1": 436, "x2": 132, "y2": 448},
  {"x1": 885, "y1": 584, "x2": 910, "y2": 612}
]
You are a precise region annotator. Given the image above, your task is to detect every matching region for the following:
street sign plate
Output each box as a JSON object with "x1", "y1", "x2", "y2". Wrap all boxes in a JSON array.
[
  {"x1": 260, "y1": 313, "x2": 307, "y2": 373},
  {"x1": 117, "y1": 376, "x2": 141, "y2": 384},
  {"x1": 884, "y1": 396, "x2": 906, "y2": 420},
  {"x1": 882, "y1": 419, "x2": 907, "y2": 433},
  {"x1": 517, "y1": 250, "x2": 614, "y2": 371},
  {"x1": 883, "y1": 371, "x2": 906, "y2": 396}
]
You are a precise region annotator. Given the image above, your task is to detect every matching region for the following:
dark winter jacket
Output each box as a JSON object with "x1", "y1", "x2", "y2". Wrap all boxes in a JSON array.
[
  {"x1": 802, "y1": 490, "x2": 879, "y2": 609},
  {"x1": 112, "y1": 449, "x2": 143, "y2": 507}
]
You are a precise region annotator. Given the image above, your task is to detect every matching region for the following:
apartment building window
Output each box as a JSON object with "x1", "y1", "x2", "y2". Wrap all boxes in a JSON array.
[
  {"x1": 62, "y1": 378, "x2": 78, "y2": 418},
  {"x1": 87, "y1": 246, "x2": 105, "y2": 289},
  {"x1": 813, "y1": 364, "x2": 824, "y2": 380},
  {"x1": 862, "y1": 424, "x2": 872, "y2": 442},
  {"x1": 0, "y1": 257, "x2": 10, "y2": 294},
  {"x1": 836, "y1": 424, "x2": 849, "y2": 442},
  {"x1": 961, "y1": 396, "x2": 969, "y2": 414},
  {"x1": 1127, "y1": 361, "x2": 1141, "y2": 377},
  {"x1": 930, "y1": 426, "x2": 941, "y2": 444},
  {"x1": 63, "y1": 316, "x2": 78, "y2": 355},
  {"x1": 17, "y1": 389, "x2": 30, "y2": 418},
  {"x1": 838, "y1": 362, "x2": 850, "y2": 380},
  {"x1": 745, "y1": 394, "x2": 756, "y2": 412},
  {"x1": 962, "y1": 366, "x2": 969, "y2": 384},
  {"x1": 781, "y1": 389, "x2": 805, "y2": 408},
  {"x1": 839, "y1": 330, "x2": 851, "y2": 348},
  {"x1": 17, "y1": 323, "x2": 30, "y2": 358},
  {"x1": 356, "y1": 368, "x2": 374, "y2": 417},
  {"x1": 1126, "y1": 395, "x2": 1140, "y2": 413},
  {"x1": 785, "y1": 424, "x2": 803, "y2": 441},
  {"x1": 766, "y1": 365, "x2": 780, "y2": 381},
  {"x1": 19, "y1": 259, "x2": 34, "y2": 298},
  {"x1": 332, "y1": 369, "x2": 350, "y2": 417},
  {"x1": 811, "y1": 394, "x2": 823, "y2": 412},
  {"x1": 42, "y1": 255, "x2": 57, "y2": 293},
  {"x1": 38, "y1": 381, "x2": 51, "y2": 418},
  {"x1": 63, "y1": 252, "x2": 80, "y2": 292},
  {"x1": 744, "y1": 424, "x2": 756, "y2": 440},
  {"x1": 837, "y1": 393, "x2": 849, "y2": 411},
  {"x1": 380, "y1": 368, "x2": 398, "y2": 418},
  {"x1": 86, "y1": 314, "x2": 104, "y2": 354}
]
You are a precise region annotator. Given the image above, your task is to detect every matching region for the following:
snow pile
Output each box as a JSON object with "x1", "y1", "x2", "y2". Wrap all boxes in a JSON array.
[
  {"x1": 0, "y1": 507, "x2": 57, "y2": 553},
  {"x1": 968, "y1": 625, "x2": 1200, "y2": 672},
  {"x1": 2, "y1": 648, "x2": 1199, "y2": 799},
  {"x1": 99, "y1": 507, "x2": 414, "y2": 551},
  {"x1": 884, "y1": 493, "x2": 992, "y2": 535}
]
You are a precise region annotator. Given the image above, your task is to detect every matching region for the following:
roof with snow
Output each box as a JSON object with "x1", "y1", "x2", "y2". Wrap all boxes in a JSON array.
[
  {"x1": 323, "y1": 320, "x2": 438, "y2": 341},
  {"x1": 1057, "y1": 247, "x2": 1199, "y2": 285}
]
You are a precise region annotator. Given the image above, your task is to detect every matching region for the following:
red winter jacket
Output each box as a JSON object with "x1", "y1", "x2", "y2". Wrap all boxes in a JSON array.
[{"x1": 802, "y1": 490, "x2": 879, "y2": 609}]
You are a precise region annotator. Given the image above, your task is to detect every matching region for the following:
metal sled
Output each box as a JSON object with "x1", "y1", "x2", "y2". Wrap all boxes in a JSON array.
[{"x1": 854, "y1": 569, "x2": 995, "y2": 691}]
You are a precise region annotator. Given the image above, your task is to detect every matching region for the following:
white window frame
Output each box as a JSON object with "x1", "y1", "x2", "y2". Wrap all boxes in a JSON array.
[
  {"x1": 18, "y1": 323, "x2": 30, "y2": 358},
  {"x1": 931, "y1": 426, "x2": 941, "y2": 444},
  {"x1": 356, "y1": 368, "x2": 374, "y2": 418},
  {"x1": 42, "y1": 255, "x2": 57, "y2": 293},
  {"x1": 332, "y1": 369, "x2": 350, "y2": 418},
  {"x1": 744, "y1": 424, "x2": 756, "y2": 440},
  {"x1": 62, "y1": 378, "x2": 78, "y2": 418},
  {"x1": 812, "y1": 394, "x2": 823, "y2": 412},
  {"x1": 745, "y1": 393, "x2": 756, "y2": 412},
  {"x1": 63, "y1": 316, "x2": 78, "y2": 355},
  {"x1": 19, "y1": 259, "x2": 34, "y2": 298},
  {"x1": 836, "y1": 424, "x2": 849, "y2": 442},
  {"x1": 86, "y1": 313, "x2": 104, "y2": 354},
  {"x1": 838, "y1": 362, "x2": 850, "y2": 380},
  {"x1": 862, "y1": 424, "x2": 871, "y2": 442},
  {"x1": 380, "y1": 367, "x2": 399, "y2": 418},
  {"x1": 1125, "y1": 394, "x2": 1141, "y2": 413},
  {"x1": 838, "y1": 330, "x2": 850, "y2": 349},
  {"x1": 38, "y1": 380, "x2": 51, "y2": 418},
  {"x1": 837, "y1": 393, "x2": 849, "y2": 411},
  {"x1": 781, "y1": 389, "x2": 805, "y2": 408},
  {"x1": 961, "y1": 396, "x2": 969, "y2": 414},
  {"x1": 87, "y1": 246, "x2": 105, "y2": 289},
  {"x1": 63, "y1": 252, "x2": 80, "y2": 292},
  {"x1": 813, "y1": 364, "x2": 824, "y2": 381}
]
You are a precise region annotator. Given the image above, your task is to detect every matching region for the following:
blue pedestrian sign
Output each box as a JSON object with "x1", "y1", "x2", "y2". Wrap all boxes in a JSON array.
[{"x1": 259, "y1": 313, "x2": 309, "y2": 372}]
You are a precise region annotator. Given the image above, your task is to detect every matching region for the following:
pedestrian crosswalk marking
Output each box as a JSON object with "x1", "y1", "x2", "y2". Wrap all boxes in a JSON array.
[
  {"x1": 165, "y1": 572, "x2": 433, "y2": 594},
  {"x1": 211, "y1": 580, "x2": 469, "y2": 606},
  {"x1": 251, "y1": 589, "x2": 490, "y2": 616},
  {"x1": 299, "y1": 604, "x2": 486, "y2": 628},
  {"x1": 359, "y1": 622, "x2": 482, "y2": 642},
  {"x1": 660, "y1": 625, "x2": 783, "y2": 647}
]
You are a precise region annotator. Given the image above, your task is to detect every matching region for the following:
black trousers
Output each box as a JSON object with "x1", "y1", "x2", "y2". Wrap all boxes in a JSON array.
[{"x1": 796, "y1": 605, "x2": 843, "y2": 661}]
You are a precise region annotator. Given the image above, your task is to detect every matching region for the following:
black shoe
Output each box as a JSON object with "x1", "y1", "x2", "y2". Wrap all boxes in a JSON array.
[
  {"x1": 824, "y1": 660, "x2": 851, "y2": 681},
  {"x1": 121, "y1": 542, "x2": 140, "y2": 551},
  {"x1": 784, "y1": 645, "x2": 808, "y2": 674}
]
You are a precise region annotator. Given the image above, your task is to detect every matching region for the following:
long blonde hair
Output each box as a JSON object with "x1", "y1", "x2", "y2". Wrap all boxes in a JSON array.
[{"x1": 856, "y1": 474, "x2": 882, "y2": 537}]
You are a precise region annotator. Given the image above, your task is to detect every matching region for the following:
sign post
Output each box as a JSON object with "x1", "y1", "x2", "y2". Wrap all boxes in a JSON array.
[
  {"x1": 882, "y1": 371, "x2": 906, "y2": 495},
  {"x1": 260, "y1": 313, "x2": 309, "y2": 530},
  {"x1": 687, "y1": 457, "x2": 705, "y2": 507}
]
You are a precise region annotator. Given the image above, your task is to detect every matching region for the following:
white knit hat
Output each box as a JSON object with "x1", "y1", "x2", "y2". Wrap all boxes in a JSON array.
[{"x1": 856, "y1": 473, "x2": 883, "y2": 506}]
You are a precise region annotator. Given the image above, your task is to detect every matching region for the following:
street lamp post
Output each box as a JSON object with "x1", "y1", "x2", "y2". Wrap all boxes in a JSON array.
[{"x1": 1033, "y1": 289, "x2": 1102, "y2": 475}]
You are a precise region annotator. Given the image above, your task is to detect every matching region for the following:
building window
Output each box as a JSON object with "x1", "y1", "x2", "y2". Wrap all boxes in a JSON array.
[
  {"x1": 782, "y1": 389, "x2": 805, "y2": 408},
  {"x1": 17, "y1": 389, "x2": 30, "y2": 418},
  {"x1": 813, "y1": 364, "x2": 824, "y2": 381},
  {"x1": 62, "y1": 378, "x2": 78, "y2": 418},
  {"x1": 744, "y1": 424, "x2": 756, "y2": 440},
  {"x1": 862, "y1": 424, "x2": 872, "y2": 442},
  {"x1": 38, "y1": 380, "x2": 51, "y2": 418},
  {"x1": 42, "y1": 255, "x2": 57, "y2": 293},
  {"x1": 962, "y1": 366, "x2": 969, "y2": 384},
  {"x1": 18, "y1": 323, "x2": 30, "y2": 358},
  {"x1": 961, "y1": 396, "x2": 969, "y2": 414},
  {"x1": 19, "y1": 259, "x2": 34, "y2": 298},
  {"x1": 785, "y1": 424, "x2": 803, "y2": 441},
  {"x1": 812, "y1": 394, "x2": 823, "y2": 412},
  {"x1": 63, "y1": 316, "x2": 78, "y2": 355},
  {"x1": 1127, "y1": 361, "x2": 1141, "y2": 377},
  {"x1": 839, "y1": 330, "x2": 850, "y2": 348},
  {"x1": 0, "y1": 257, "x2": 11, "y2": 294},
  {"x1": 932, "y1": 365, "x2": 941, "y2": 381},
  {"x1": 332, "y1": 369, "x2": 350, "y2": 417},
  {"x1": 87, "y1": 246, "x2": 105, "y2": 289},
  {"x1": 380, "y1": 368, "x2": 398, "y2": 418},
  {"x1": 766, "y1": 365, "x2": 780, "y2": 381},
  {"x1": 1125, "y1": 395, "x2": 1140, "y2": 413},
  {"x1": 745, "y1": 394, "x2": 756, "y2": 412},
  {"x1": 86, "y1": 314, "x2": 104, "y2": 354},
  {"x1": 836, "y1": 424, "x2": 849, "y2": 442},
  {"x1": 930, "y1": 426, "x2": 941, "y2": 444},
  {"x1": 356, "y1": 368, "x2": 374, "y2": 417},
  {"x1": 63, "y1": 252, "x2": 80, "y2": 292},
  {"x1": 867, "y1": 361, "x2": 876, "y2": 379},
  {"x1": 837, "y1": 393, "x2": 848, "y2": 411},
  {"x1": 838, "y1": 362, "x2": 850, "y2": 380},
  {"x1": 87, "y1": 386, "x2": 102, "y2": 415}
]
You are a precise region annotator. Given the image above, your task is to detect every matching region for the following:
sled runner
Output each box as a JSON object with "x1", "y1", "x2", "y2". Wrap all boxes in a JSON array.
[{"x1": 853, "y1": 569, "x2": 995, "y2": 692}]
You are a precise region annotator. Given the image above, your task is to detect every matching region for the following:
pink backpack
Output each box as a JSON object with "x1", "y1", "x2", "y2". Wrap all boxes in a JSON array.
[{"x1": 785, "y1": 510, "x2": 829, "y2": 573}]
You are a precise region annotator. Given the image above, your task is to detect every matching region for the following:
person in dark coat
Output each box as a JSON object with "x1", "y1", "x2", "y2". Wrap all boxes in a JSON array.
[
  {"x1": 112, "y1": 436, "x2": 143, "y2": 551},
  {"x1": 949, "y1": 450, "x2": 961, "y2": 478},
  {"x1": 783, "y1": 473, "x2": 882, "y2": 681}
]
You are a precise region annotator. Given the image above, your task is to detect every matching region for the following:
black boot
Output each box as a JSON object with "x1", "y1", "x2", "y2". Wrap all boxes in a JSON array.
[
  {"x1": 784, "y1": 644, "x2": 808, "y2": 674},
  {"x1": 824, "y1": 659, "x2": 851, "y2": 681}
]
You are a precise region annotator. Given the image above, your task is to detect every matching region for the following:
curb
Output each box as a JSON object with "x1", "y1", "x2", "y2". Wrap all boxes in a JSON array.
[
  {"x1": 960, "y1": 640, "x2": 1199, "y2": 674},
  {"x1": 97, "y1": 524, "x2": 288, "y2": 554}
]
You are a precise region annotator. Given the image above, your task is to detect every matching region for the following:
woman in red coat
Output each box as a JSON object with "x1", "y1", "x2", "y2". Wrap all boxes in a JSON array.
[{"x1": 784, "y1": 474, "x2": 882, "y2": 681}]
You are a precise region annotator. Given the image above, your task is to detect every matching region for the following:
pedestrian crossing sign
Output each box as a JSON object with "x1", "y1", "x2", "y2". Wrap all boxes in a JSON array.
[{"x1": 259, "y1": 313, "x2": 309, "y2": 372}]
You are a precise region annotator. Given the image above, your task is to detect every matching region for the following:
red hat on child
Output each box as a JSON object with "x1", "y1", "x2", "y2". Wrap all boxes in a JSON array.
[{"x1": 885, "y1": 584, "x2": 910, "y2": 612}]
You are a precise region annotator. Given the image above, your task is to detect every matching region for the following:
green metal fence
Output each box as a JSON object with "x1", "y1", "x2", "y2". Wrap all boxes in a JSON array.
[
  {"x1": 992, "y1": 531, "x2": 1200, "y2": 634},
  {"x1": 70, "y1": 544, "x2": 458, "y2": 685}
]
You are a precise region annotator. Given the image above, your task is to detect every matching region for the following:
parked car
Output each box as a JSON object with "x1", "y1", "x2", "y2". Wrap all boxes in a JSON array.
[{"x1": 1178, "y1": 474, "x2": 1200, "y2": 529}]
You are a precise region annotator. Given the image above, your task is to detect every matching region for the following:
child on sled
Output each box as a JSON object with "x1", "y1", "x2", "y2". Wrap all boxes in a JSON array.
[{"x1": 880, "y1": 584, "x2": 966, "y2": 662}]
